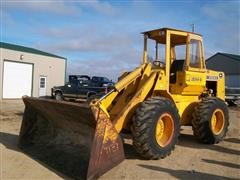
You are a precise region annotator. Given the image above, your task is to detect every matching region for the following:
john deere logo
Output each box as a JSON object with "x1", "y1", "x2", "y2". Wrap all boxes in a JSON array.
[{"x1": 191, "y1": 77, "x2": 202, "y2": 81}]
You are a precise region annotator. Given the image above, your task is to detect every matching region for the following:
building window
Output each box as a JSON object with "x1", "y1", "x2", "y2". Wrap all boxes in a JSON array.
[{"x1": 40, "y1": 78, "x2": 45, "y2": 88}]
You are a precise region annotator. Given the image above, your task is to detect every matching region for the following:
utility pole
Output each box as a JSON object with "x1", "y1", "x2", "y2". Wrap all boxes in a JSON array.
[{"x1": 190, "y1": 24, "x2": 195, "y2": 32}]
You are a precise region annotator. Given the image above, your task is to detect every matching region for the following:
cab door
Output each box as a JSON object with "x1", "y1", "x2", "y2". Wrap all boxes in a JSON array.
[
  {"x1": 62, "y1": 81, "x2": 78, "y2": 98},
  {"x1": 77, "y1": 80, "x2": 89, "y2": 99},
  {"x1": 182, "y1": 35, "x2": 206, "y2": 95}
]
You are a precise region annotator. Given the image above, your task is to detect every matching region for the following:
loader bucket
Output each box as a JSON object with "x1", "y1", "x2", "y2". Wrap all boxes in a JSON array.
[{"x1": 19, "y1": 96, "x2": 124, "y2": 180}]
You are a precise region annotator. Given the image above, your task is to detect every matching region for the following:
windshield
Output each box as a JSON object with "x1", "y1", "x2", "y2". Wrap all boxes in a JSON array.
[
  {"x1": 103, "y1": 77, "x2": 110, "y2": 82},
  {"x1": 147, "y1": 39, "x2": 166, "y2": 63},
  {"x1": 146, "y1": 33, "x2": 188, "y2": 65},
  {"x1": 92, "y1": 77, "x2": 110, "y2": 82}
]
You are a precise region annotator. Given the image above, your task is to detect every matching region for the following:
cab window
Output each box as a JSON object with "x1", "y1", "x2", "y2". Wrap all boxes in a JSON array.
[{"x1": 189, "y1": 39, "x2": 201, "y2": 68}]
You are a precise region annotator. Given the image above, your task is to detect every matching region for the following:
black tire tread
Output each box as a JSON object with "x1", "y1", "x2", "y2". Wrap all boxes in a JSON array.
[
  {"x1": 132, "y1": 97, "x2": 180, "y2": 160},
  {"x1": 192, "y1": 97, "x2": 229, "y2": 144},
  {"x1": 55, "y1": 91, "x2": 63, "y2": 101}
]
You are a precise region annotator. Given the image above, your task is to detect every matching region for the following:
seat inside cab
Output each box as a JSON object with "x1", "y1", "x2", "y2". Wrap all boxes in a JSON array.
[{"x1": 170, "y1": 60, "x2": 185, "y2": 84}]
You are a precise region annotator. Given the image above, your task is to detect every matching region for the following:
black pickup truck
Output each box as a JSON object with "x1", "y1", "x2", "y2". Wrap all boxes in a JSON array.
[
  {"x1": 225, "y1": 87, "x2": 240, "y2": 106},
  {"x1": 52, "y1": 75, "x2": 113, "y2": 101},
  {"x1": 69, "y1": 75, "x2": 114, "y2": 87}
]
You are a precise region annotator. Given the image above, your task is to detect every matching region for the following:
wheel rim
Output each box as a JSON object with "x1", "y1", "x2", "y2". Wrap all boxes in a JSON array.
[
  {"x1": 155, "y1": 113, "x2": 174, "y2": 147},
  {"x1": 211, "y1": 109, "x2": 225, "y2": 135}
]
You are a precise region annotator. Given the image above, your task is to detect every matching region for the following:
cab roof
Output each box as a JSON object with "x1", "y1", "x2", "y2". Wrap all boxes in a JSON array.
[
  {"x1": 142, "y1": 27, "x2": 202, "y2": 36},
  {"x1": 142, "y1": 27, "x2": 202, "y2": 45}
]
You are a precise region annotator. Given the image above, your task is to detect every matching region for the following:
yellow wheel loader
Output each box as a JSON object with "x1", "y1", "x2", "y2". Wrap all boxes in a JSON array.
[{"x1": 19, "y1": 28, "x2": 229, "y2": 179}]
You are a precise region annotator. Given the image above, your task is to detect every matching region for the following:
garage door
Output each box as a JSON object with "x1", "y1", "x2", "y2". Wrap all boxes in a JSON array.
[
  {"x1": 3, "y1": 61, "x2": 33, "y2": 98},
  {"x1": 226, "y1": 74, "x2": 240, "y2": 87}
]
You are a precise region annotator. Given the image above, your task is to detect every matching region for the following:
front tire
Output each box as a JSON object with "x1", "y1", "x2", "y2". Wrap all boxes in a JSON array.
[
  {"x1": 132, "y1": 97, "x2": 180, "y2": 159},
  {"x1": 55, "y1": 92, "x2": 63, "y2": 101},
  {"x1": 192, "y1": 97, "x2": 229, "y2": 144}
]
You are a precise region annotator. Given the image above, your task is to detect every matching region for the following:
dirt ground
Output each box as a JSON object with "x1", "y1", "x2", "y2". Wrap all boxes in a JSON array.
[{"x1": 0, "y1": 100, "x2": 239, "y2": 180}]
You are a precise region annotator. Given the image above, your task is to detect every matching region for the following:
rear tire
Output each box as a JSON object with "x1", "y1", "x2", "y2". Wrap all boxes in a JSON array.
[
  {"x1": 55, "y1": 92, "x2": 63, "y2": 101},
  {"x1": 132, "y1": 97, "x2": 180, "y2": 159},
  {"x1": 192, "y1": 97, "x2": 229, "y2": 144}
]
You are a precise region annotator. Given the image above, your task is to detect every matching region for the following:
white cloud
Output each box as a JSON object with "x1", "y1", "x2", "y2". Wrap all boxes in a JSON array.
[
  {"x1": 2, "y1": 1, "x2": 81, "y2": 16},
  {"x1": 201, "y1": 2, "x2": 240, "y2": 54},
  {"x1": 36, "y1": 25, "x2": 140, "y2": 53},
  {"x1": 81, "y1": 0, "x2": 116, "y2": 15},
  {"x1": 35, "y1": 24, "x2": 143, "y2": 80},
  {"x1": 66, "y1": 51, "x2": 142, "y2": 81},
  {"x1": 2, "y1": 0, "x2": 117, "y2": 16}
]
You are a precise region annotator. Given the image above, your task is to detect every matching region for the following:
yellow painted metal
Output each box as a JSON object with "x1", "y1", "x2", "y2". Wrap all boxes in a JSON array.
[
  {"x1": 137, "y1": 63, "x2": 152, "y2": 89},
  {"x1": 143, "y1": 34, "x2": 148, "y2": 63},
  {"x1": 92, "y1": 27, "x2": 226, "y2": 134},
  {"x1": 170, "y1": 70, "x2": 206, "y2": 95},
  {"x1": 172, "y1": 94, "x2": 200, "y2": 125},
  {"x1": 170, "y1": 46, "x2": 176, "y2": 63},
  {"x1": 217, "y1": 73, "x2": 225, "y2": 100},
  {"x1": 211, "y1": 109, "x2": 225, "y2": 135},
  {"x1": 100, "y1": 64, "x2": 146, "y2": 110},
  {"x1": 108, "y1": 63, "x2": 152, "y2": 123},
  {"x1": 114, "y1": 64, "x2": 145, "y2": 92},
  {"x1": 155, "y1": 113, "x2": 174, "y2": 147},
  {"x1": 165, "y1": 30, "x2": 171, "y2": 91},
  {"x1": 113, "y1": 72, "x2": 157, "y2": 132},
  {"x1": 186, "y1": 34, "x2": 190, "y2": 70}
]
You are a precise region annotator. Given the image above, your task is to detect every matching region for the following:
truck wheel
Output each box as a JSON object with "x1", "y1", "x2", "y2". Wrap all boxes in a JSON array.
[
  {"x1": 132, "y1": 97, "x2": 180, "y2": 159},
  {"x1": 192, "y1": 97, "x2": 229, "y2": 144},
  {"x1": 55, "y1": 92, "x2": 63, "y2": 101},
  {"x1": 226, "y1": 100, "x2": 236, "y2": 106},
  {"x1": 87, "y1": 93, "x2": 97, "y2": 103}
]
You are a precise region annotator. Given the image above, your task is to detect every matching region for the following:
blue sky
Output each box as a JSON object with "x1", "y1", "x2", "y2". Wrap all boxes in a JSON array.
[{"x1": 1, "y1": 0, "x2": 240, "y2": 80}]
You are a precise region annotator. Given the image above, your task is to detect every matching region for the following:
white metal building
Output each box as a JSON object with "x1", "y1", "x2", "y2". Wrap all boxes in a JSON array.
[{"x1": 0, "y1": 42, "x2": 67, "y2": 99}]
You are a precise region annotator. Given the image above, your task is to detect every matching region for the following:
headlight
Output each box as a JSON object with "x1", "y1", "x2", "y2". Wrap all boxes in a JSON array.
[{"x1": 219, "y1": 73, "x2": 223, "y2": 78}]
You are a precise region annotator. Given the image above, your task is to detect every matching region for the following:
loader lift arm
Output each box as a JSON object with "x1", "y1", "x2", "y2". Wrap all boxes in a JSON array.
[{"x1": 96, "y1": 62, "x2": 158, "y2": 133}]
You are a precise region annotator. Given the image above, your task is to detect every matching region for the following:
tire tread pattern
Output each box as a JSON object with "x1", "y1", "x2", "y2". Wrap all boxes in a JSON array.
[
  {"x1": 132, "y1": 97, "x2": 180, "y2": 160},
  {"x1": 192, "y1": 97, "x2": 229, "y2": 144}
]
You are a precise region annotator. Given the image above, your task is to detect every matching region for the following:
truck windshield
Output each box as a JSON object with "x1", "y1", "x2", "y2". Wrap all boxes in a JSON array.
[
  {"x1": 103, "y1": 77, "x2": 110, "y2": 82},
  {"x1": 92, "y1": 77, "x2": 109, "y2": 82}
]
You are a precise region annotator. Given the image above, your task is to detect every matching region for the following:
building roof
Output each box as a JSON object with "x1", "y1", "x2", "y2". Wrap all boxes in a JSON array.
[
  {"x1": 219, "y1": 53, "x2": 240, "y2": 62},
  {"x1": 207, "y1": 52, "x2": 240, "y2": 62},
  {"x1": 206, "y1": 52, "x2": 240, "y2": 75},
  {"x1": 0, "y1": 42, "x2": 66, "y2": 60}
]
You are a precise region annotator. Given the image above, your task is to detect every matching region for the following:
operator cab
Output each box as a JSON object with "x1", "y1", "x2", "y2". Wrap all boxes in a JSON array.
[{"x1": 142, "y1": 28, "x2": 206, "y2": 95}]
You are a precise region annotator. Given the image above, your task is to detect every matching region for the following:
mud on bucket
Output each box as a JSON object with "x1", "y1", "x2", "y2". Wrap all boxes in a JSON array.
[{"x1": 19, "y1": 97, "x2": 125, "y2": 180}]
